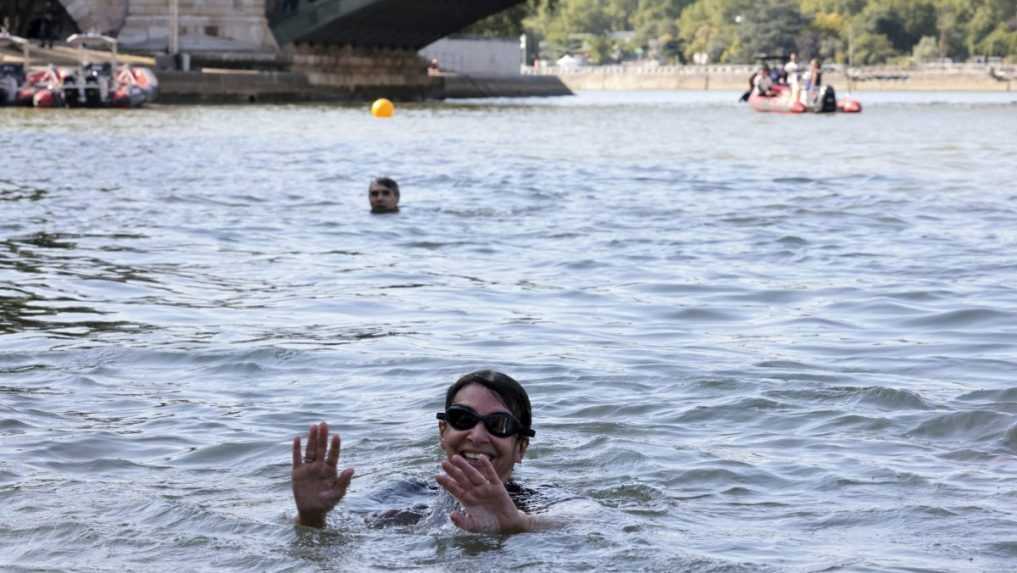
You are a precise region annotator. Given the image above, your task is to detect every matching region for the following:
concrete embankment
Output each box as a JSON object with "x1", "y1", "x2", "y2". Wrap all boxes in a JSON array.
[
  {"x1": 439, "y1": 74, "x2": 572, "y2": 98},
  {"x1": 156, "y1": 70, "x2": 446, "y2": 103},
  {"x1": 544, "y1": 65, "x2": 1015, "y2": 92},
  {"x1": 156, "y1": 70, "x2": 317, "y2": 103},
  {"x1": 154, "y1": 70, "x2": 571, "y2": 103}
]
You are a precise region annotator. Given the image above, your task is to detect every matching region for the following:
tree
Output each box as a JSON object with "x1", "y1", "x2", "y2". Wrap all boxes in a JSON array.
[
  {"x1": 852, "y1": 30, "x2": 897, "y2": 63},
  {"x1": 911, "y1": 34, "x2": 939, "y2": 61},
  {"x1": 733, "y1": 0, "x2": 805, "y2": 61},
  {"x1": 631, "y1": 0, "x2": 691, "y2": 60},
  {"x1": 472, "y1": 0, "x2": 1017, "y2": 64}
]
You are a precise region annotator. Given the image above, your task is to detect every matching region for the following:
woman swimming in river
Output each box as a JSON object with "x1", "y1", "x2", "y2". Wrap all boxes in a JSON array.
[{"x1": 291, "y1": 369, "x2": 548, "y2": 533}]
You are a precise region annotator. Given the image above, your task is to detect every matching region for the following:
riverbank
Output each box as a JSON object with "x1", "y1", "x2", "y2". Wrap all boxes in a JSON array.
[
  {"x1": 153, "y1": 70, "x2": 571, "y2": 103},
  {"x1": 0, "y1": 43, "x2": 571, "y2": 102},
  {"x1": 533, "y1": 63, "x2": 1015, "y2": 92},
  {"x1": 152, "y1": 63, "x2": 1015, "y2": 101},
  {"x1": 3, "y1": 42, "x2": 1010, "y2": 101}
]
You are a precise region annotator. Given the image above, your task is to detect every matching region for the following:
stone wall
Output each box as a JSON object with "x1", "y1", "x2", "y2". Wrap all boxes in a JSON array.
[
  {"x1": 157, "y1": 69, "x2": 312, "y2": 103},
  {"x1": 60, "y1": 0, "x2": 128, "y2": 36},
  {"x1": 289, "y1": 44, "x2": 437, "y2": 100},
  {"x1": 106, "y1": 0, "x2": 277, "y2": 53},
  {"x1": 441, "y1": 74, "x2": 572, "y2": 98}
]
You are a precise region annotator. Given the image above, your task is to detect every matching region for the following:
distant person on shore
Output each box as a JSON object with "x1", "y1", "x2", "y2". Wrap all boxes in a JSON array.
[
  {"x1": 291, "y1": 370, "x2": 552, "y2": 533},
  {"x1": 427, "y1": 58, "x2": 441, "y2": 76},
  {"x1": 368, "y1": 177, "x2": 400, "y2": 213}
]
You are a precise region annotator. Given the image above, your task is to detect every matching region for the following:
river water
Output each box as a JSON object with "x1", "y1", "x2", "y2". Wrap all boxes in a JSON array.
[{"x1": 2, "y1": 90, "x2": 1016, "y2": 572}]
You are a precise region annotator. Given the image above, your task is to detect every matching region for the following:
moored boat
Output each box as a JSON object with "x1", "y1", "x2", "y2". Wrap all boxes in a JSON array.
[
  {"x1": 62, "y1": 32, "x2": 158, "y2": 108},
  {"x1": 16, "y1": 65, "x2": 65, "y2": 107}
]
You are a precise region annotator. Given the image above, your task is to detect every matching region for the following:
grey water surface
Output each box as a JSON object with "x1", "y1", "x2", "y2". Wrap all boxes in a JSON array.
[{"x1": 2, "y1": 90, "x2": 1016, "y2": 572}]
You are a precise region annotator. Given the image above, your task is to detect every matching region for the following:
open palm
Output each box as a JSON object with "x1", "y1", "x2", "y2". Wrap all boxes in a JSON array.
[
  {"x1": 436, "y1": 455, "x2": 530, "y2": 534},
  {"x1": 291, "y1": 422, "x2": 354, "y2": 528}
]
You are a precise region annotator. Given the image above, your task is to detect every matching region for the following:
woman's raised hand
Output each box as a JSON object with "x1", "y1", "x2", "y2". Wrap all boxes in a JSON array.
[
  {"x1": 292, "y1": 422, "x2": 354, "y2": 528},
  {"x1": 436, "y1": 455, "x2": 532, "y2": 534}
]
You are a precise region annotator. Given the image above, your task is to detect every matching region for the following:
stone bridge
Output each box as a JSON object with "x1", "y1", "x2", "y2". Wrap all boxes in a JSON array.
[
  {"x1": 49, "y1": 0, "x2": 522, "y2": 55},
  {"x1": 17, "y1": 0, "x2": 533, "y2": 101}
]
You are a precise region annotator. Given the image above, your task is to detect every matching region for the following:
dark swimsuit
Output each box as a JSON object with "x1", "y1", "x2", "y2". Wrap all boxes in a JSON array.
[{"x1": 361, "y1": 478, "x2": 544, "y2": 528}]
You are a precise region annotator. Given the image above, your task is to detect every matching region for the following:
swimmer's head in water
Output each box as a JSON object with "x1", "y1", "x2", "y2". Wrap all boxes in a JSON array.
[
  {"x1": 444, "y1": 370, "x2": 532, "y2": 437},
  {"x1": 369, "y1": 177, "x2": 400, "y2": 213},
  {"x1": 439, "y1": 370, "x2": 533, "y2": 481}
]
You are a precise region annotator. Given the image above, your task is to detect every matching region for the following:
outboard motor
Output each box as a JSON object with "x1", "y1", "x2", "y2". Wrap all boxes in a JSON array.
[
  {"x1": 820, "y1": 85, "x2": 837, "y2": 113},
  {"x1": 0, "y1": 63, "x2": 25, "y2": 105},
  {"x1": 85, "y1": 62, "x2": 112, "y2": 107},
  {"x1": 62, "y1": 72, "x2": 80, "y2": 106}
]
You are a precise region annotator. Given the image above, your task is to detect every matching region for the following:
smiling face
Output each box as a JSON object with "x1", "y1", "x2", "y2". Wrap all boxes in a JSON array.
[
  {"x1": 368, "y1": 182, "x2": 399, "y2": 213},
  {"x1": 438, "y1": 383, "x2": 529, "y2": 482}
]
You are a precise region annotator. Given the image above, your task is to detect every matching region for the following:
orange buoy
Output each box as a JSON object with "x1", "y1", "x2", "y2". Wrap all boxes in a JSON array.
[{"x1": 371, "y1": 98, "x2": 395, "y2": 118}]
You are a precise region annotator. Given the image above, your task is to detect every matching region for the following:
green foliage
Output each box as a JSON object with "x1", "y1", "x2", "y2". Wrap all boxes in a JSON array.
[
  {"x1": 734, "y1": 0, "x2": 805, "y2": 60},
  {"x1": 490, "y1": 0, "x2": 1017, "y2": 63},
  {"x1": 852, "y1": 30, "x2": 897, "y2": 63},
  {"x1": 586, "y1": 35, "x2": 615, "y2": 63},
  {"x1": 911, "y1": 34, "x2": 939, "y2": 61}
]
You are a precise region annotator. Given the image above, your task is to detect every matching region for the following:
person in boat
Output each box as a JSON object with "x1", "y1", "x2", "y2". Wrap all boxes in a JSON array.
[
  {"x1": 784, "y1": 52, "x2": 799, "y2": 81},
  {"x1": 368, "y1": 176, "x2": 400, "y2": 213},
  {"x1": 754, "y1": 64, "x2": 776, "y2": 97},
  {"x1": 291, "y1": 369, "x2": 548, "y2": 533},
  {"x1": 802, "y1": 58, "x2": 823, "y2": 105},
  {"x1": 740, "y1": 68, "x2": 759, "y2": 102},
  {"x1": 784, "y1": 52, "x2": 801, "y2": 102}
]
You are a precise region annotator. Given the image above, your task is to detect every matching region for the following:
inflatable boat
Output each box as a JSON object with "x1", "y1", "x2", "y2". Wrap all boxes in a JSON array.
[
  {"x1": 748, "y1": 83, "x2": 861, "y2": 114},
  {"x1": 16, "y1": 65, "x2": 65, "y2": 107},
  {"x1": 62, "y1": 33, "x2": 158, "y2": 108}
]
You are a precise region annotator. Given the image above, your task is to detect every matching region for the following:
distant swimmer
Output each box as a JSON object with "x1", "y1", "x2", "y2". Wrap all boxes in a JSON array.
[
  {"x1": 368, "y1": 176, "x2": 400, "y2": 213},
  {"x1": 291, "y1": 370, "x2": 554, "y2": 533}
]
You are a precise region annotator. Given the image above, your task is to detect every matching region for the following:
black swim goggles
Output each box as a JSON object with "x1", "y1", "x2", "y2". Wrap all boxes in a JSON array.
[{"x1": 437, "y1": 405, "x2": 535, "y2": 438}]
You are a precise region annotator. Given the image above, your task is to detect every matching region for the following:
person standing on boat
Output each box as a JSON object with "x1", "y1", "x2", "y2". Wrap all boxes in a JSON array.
[
  {"x1": 802, "y1": 58, "x2": 823, "y2": 106},
  {"x1": 785, "y1": 52, "x2": 801, "y2": 103}
]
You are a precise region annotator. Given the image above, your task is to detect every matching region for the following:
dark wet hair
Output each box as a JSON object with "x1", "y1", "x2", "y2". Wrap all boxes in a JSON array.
[
  {"x1": 445, "y1": 370, "x2": 533, "y2": 439},
  {"x1": 371, "y1": 177, "x2": 400, "y2": 200}
]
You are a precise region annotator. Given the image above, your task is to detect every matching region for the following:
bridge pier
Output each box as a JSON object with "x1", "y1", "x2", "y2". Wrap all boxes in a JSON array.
[
  {"x1": 289, "y1": 43, "x2": 437, "y2": 100},
  {"x1": 78, "y1": 0, "x2": 279, "y2": 55},
  {"x1": 39, "y1": 0, "x2": 536, "y2": 101}
]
